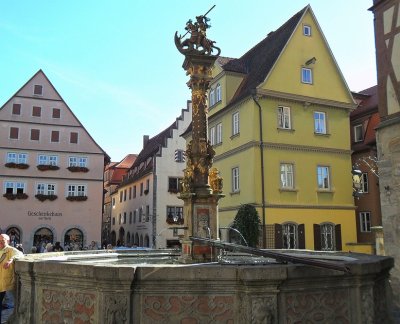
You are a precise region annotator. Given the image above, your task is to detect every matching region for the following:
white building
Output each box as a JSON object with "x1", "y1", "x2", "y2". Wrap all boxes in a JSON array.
[
  {"x1": 110, "y1": 101, "x2": 191, "y2": 248},
  {"x1": 0, "y1": 70, "x2": 109, "y2": 251}
]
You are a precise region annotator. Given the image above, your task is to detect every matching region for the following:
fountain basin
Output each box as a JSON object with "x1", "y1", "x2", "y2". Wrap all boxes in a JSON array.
[{"x1": 14, "y1": 249, "x2": 394, "y2": 323}]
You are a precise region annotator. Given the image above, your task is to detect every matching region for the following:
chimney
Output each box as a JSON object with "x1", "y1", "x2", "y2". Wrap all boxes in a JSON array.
[{"x1": 143, "y1": 135, "x2": 149, "y2": 148}]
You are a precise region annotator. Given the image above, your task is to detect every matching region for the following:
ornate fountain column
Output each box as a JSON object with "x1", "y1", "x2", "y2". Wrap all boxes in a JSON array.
[{"x1": 175, "y1": 10, "x2": 224, "y2": 262}]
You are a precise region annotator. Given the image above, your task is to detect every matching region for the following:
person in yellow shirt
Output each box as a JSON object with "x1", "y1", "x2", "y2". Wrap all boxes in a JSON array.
[{"x1": 0, "y1": 234, "x2": 23, "y2": 323}]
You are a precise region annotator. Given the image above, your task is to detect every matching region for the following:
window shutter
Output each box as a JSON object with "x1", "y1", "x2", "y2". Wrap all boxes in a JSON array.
[
  {"x1": 52, "y1": 108, "x2": 61, "y2": 118},
  {"x1": 51, "y1": 131, "x2": 59, "y2": 142},
  {"x1": 274, "y1": 224, "x2": 282, "y2": 249},
  {"x1": 335, "y1": 224, "x2": 342, "y2": 251},
  {"x1": 32, "y1": 106, "x2": 41, "y2": 117},
  {"x1": 298, "y1": 224, "x2": 305, "y2": 249},
  {"x1": 31, "y1": 129, "x2": 40, "y2": 141},
  {"x1": 70, "y1": 132, "x2": 78, "y2": 144},
  {"x1": 277, "y1": 107, "x2": 282, "y2": 127},
  {"x1": 10, "y1": 127, "x2": 19, "y2": 139},
  {"x1": 12, "y1": 104, "x2": 21, "y2": 115},
  {"x1": 34, "y1": 85, "x2": 43, "y2": 95},
  {"x1": 313, "y1": 224, "x2": 321, "y2": 251}
]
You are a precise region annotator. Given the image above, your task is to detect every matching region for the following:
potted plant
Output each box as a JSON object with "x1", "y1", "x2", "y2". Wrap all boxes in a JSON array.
[
  {"x1": 35, "y1": 194, "x2": 58, "y2": 201},
  {"x1": 5, "y1": 162, "x2": 29, "y2": 169},
  {"x1": 37, "y1": 164, "x2": 60, "y2": 171},
  {"x1": 66, "y1": 195, "x2": 88, "y2": 201},
  {"x1": 67, "y1": 166, "x2": 89, "y2": 173}
]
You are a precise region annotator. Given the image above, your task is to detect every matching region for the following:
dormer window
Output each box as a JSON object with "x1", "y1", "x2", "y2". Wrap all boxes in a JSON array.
[
  {"x1": 33, "y1": 85, "x2": 43, "y2": 96},
  {"x1": 303, "y1": 25, "x2": 311, "y2": 36}
]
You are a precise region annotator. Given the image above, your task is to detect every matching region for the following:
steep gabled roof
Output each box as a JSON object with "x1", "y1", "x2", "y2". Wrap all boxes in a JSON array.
[
  {"x1": 221, "y1": 6, "x2": 307, "y2": 107},
  {"x1": 0, "y1": 69, "x2": 110, "y2": 163},
  {"x1": 115, "y1": 154, "x2": 137, "y2": 169}
]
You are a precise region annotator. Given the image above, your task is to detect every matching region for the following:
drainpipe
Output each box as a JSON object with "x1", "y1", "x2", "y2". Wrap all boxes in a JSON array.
[{"x1": 252, "y1": 91, "x2": 266, "y2": 248}]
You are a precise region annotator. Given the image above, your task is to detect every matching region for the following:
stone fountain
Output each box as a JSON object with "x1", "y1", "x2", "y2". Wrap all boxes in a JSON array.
[{"x1": 11, "y1": 8, "x2": 395, "y2": 324}]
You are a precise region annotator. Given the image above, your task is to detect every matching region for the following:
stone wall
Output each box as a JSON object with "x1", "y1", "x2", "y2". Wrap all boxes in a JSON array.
[
  {"x1": 377, "y1": 121, "x2": 400, "y2": 318},
  {"x1": 12, "y1": 251, "x2": 394, "y2": 323}
]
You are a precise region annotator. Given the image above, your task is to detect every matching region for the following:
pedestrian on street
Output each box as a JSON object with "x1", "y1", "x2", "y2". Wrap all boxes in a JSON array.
[{"x1": 0, "y1": 234, "x2": 23, "y2": 323}]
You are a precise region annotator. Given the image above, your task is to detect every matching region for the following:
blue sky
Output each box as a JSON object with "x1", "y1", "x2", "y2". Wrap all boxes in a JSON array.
[{"x1": 1, "y1": 1, "x2": 376, "y2": 161}]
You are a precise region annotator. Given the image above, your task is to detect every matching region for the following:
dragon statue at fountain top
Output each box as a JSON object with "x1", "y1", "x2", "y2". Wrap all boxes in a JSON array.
[{"x1": 175, "y1": 5, "x2": 221, "y2": 56}]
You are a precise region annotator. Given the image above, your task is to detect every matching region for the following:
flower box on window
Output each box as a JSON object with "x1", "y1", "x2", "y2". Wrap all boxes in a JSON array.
[
  {"x1": 37, "y1": 164, "x2": 60, "y2": 171},
  {"x1": 3, "y1": 193, "x2": 28, "y2": 200},
  {"x1": 5, "y1": 162, "x2": 29, "y2": 169},
  {"x1": 67, "y1": 166, "x2": 89, "y2": 173},
  {"x1": 66, "y1": 195, "x2": 88, "y2": 201},
  {"x1": 35, "y1": 194, "x2": 58, "y2": 202}
]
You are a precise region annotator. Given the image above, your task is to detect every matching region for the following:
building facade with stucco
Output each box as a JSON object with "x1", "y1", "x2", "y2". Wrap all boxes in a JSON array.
[{"x1": 0, "y1": 70, "x2": 109, "y2": 251}]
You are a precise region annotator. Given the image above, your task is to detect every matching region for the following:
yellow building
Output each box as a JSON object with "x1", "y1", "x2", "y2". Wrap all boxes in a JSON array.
[{"x1": 208, "y1": 5, "x2": 370, "y2": 253}]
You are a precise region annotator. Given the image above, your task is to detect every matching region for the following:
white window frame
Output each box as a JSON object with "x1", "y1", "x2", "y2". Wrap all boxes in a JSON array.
[
  {"x1": 67, "y1": 184, "x2": 87, "y2": 197},
  {"x1": 232, "y1": 112, "x2": 239, "y2": 136},
  {"x1": 36, "y1": 183, "x2": 56, "y2": 195},
  {"x1": 303, "y1": 25, "x2": 311, "y2": 36},
  {"x1": 210, "y1": 88, "x2": 215, "y2": 106},
  {"x1": 69, "y1": 156, "x2": 88, "y2": 167},
  {"x1": 301, "y1": 67, "x2": 313, "y2": 84},
  {"x1": 210, "y1": 126, "x2": 216, "y2": 145},
  {"x1": 360, "y1": 211, "x2": 371, "y2": 232},
  {"x1": 232, "y1": 167, "x2": 240, "y2": 193},
  {"x1": 38, "y1": 154, "x2": 58, "y2": 166},
  {"x1": 4, "y1": 181, "x2": 26, "y2": 194},
  {"x1": 216, "y1": 83, "x2": 221, "y2": 102},
  {"x1": 354, "y1": 124, "x2": 363, "y2": 142},
  {"x1": 314, "y1": 111, "x2": 327, "y2": 134},
  {"x1": 317, "y1": 165, "x2": 331, "y2": 190},
  {"x1": 277, "y1": 106, "x2": 291, "y2": 129},
  {"x1": 216, "y1": 123, "x2": 222, "y2": 144},
  {"x1": 7, "y1": 152, "x2": 27, "y2": 164},
  {"x1": 280, "y1": 163, "x2": 294, "y2": 189}
]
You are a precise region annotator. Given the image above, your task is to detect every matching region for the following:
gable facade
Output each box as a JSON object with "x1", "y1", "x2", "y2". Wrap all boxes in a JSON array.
[
  {"x1": 0, "y1": 70, "x2": 109, "y2": 250},
  {"x1": 206, "y1": 6, "x2": 370, "y2": 253},
  {"x1": 110, "y1": 102, "x2": 191, "y2": 248}
]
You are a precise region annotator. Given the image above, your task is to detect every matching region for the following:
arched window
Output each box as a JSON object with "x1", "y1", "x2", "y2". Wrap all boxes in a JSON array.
[
  {"x1": 135, "y1": 233, "x2": 139, "y2": 246},
  {"x1": 144, "y1": 235, "x2": 150, "y2": 247},
  {"x1": 118, "y1": 227, "x2": 125, "y2": 246},
  {"x1": 126, "y1": 232, "x2": 131, "y2": 246},
  {"x1": 6, "y1": 227, "x2": 21, "y2": 247},
  {"x1": 216, "y1": 83, "x2": 221, "y2": 102},
  {"x1": 34, "y1": 227, "x2": 54, "y2": 249},
  {"x1": 111, "y1": 231, "x2": 116, "y2": 246},
  {"x1": 64, "y1": 228, "x2": 83, "y2": 250}
]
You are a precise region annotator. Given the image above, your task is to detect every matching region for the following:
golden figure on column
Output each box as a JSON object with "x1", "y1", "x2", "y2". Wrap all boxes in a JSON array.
[{"x1": 175, "y1": 6, "x2": 224, "y2": 262}]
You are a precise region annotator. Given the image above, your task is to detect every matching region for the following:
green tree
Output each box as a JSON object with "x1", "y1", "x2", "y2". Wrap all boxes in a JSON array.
[{"x1": 233, "y1": 204, "x2": 261, "y2": 247}]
